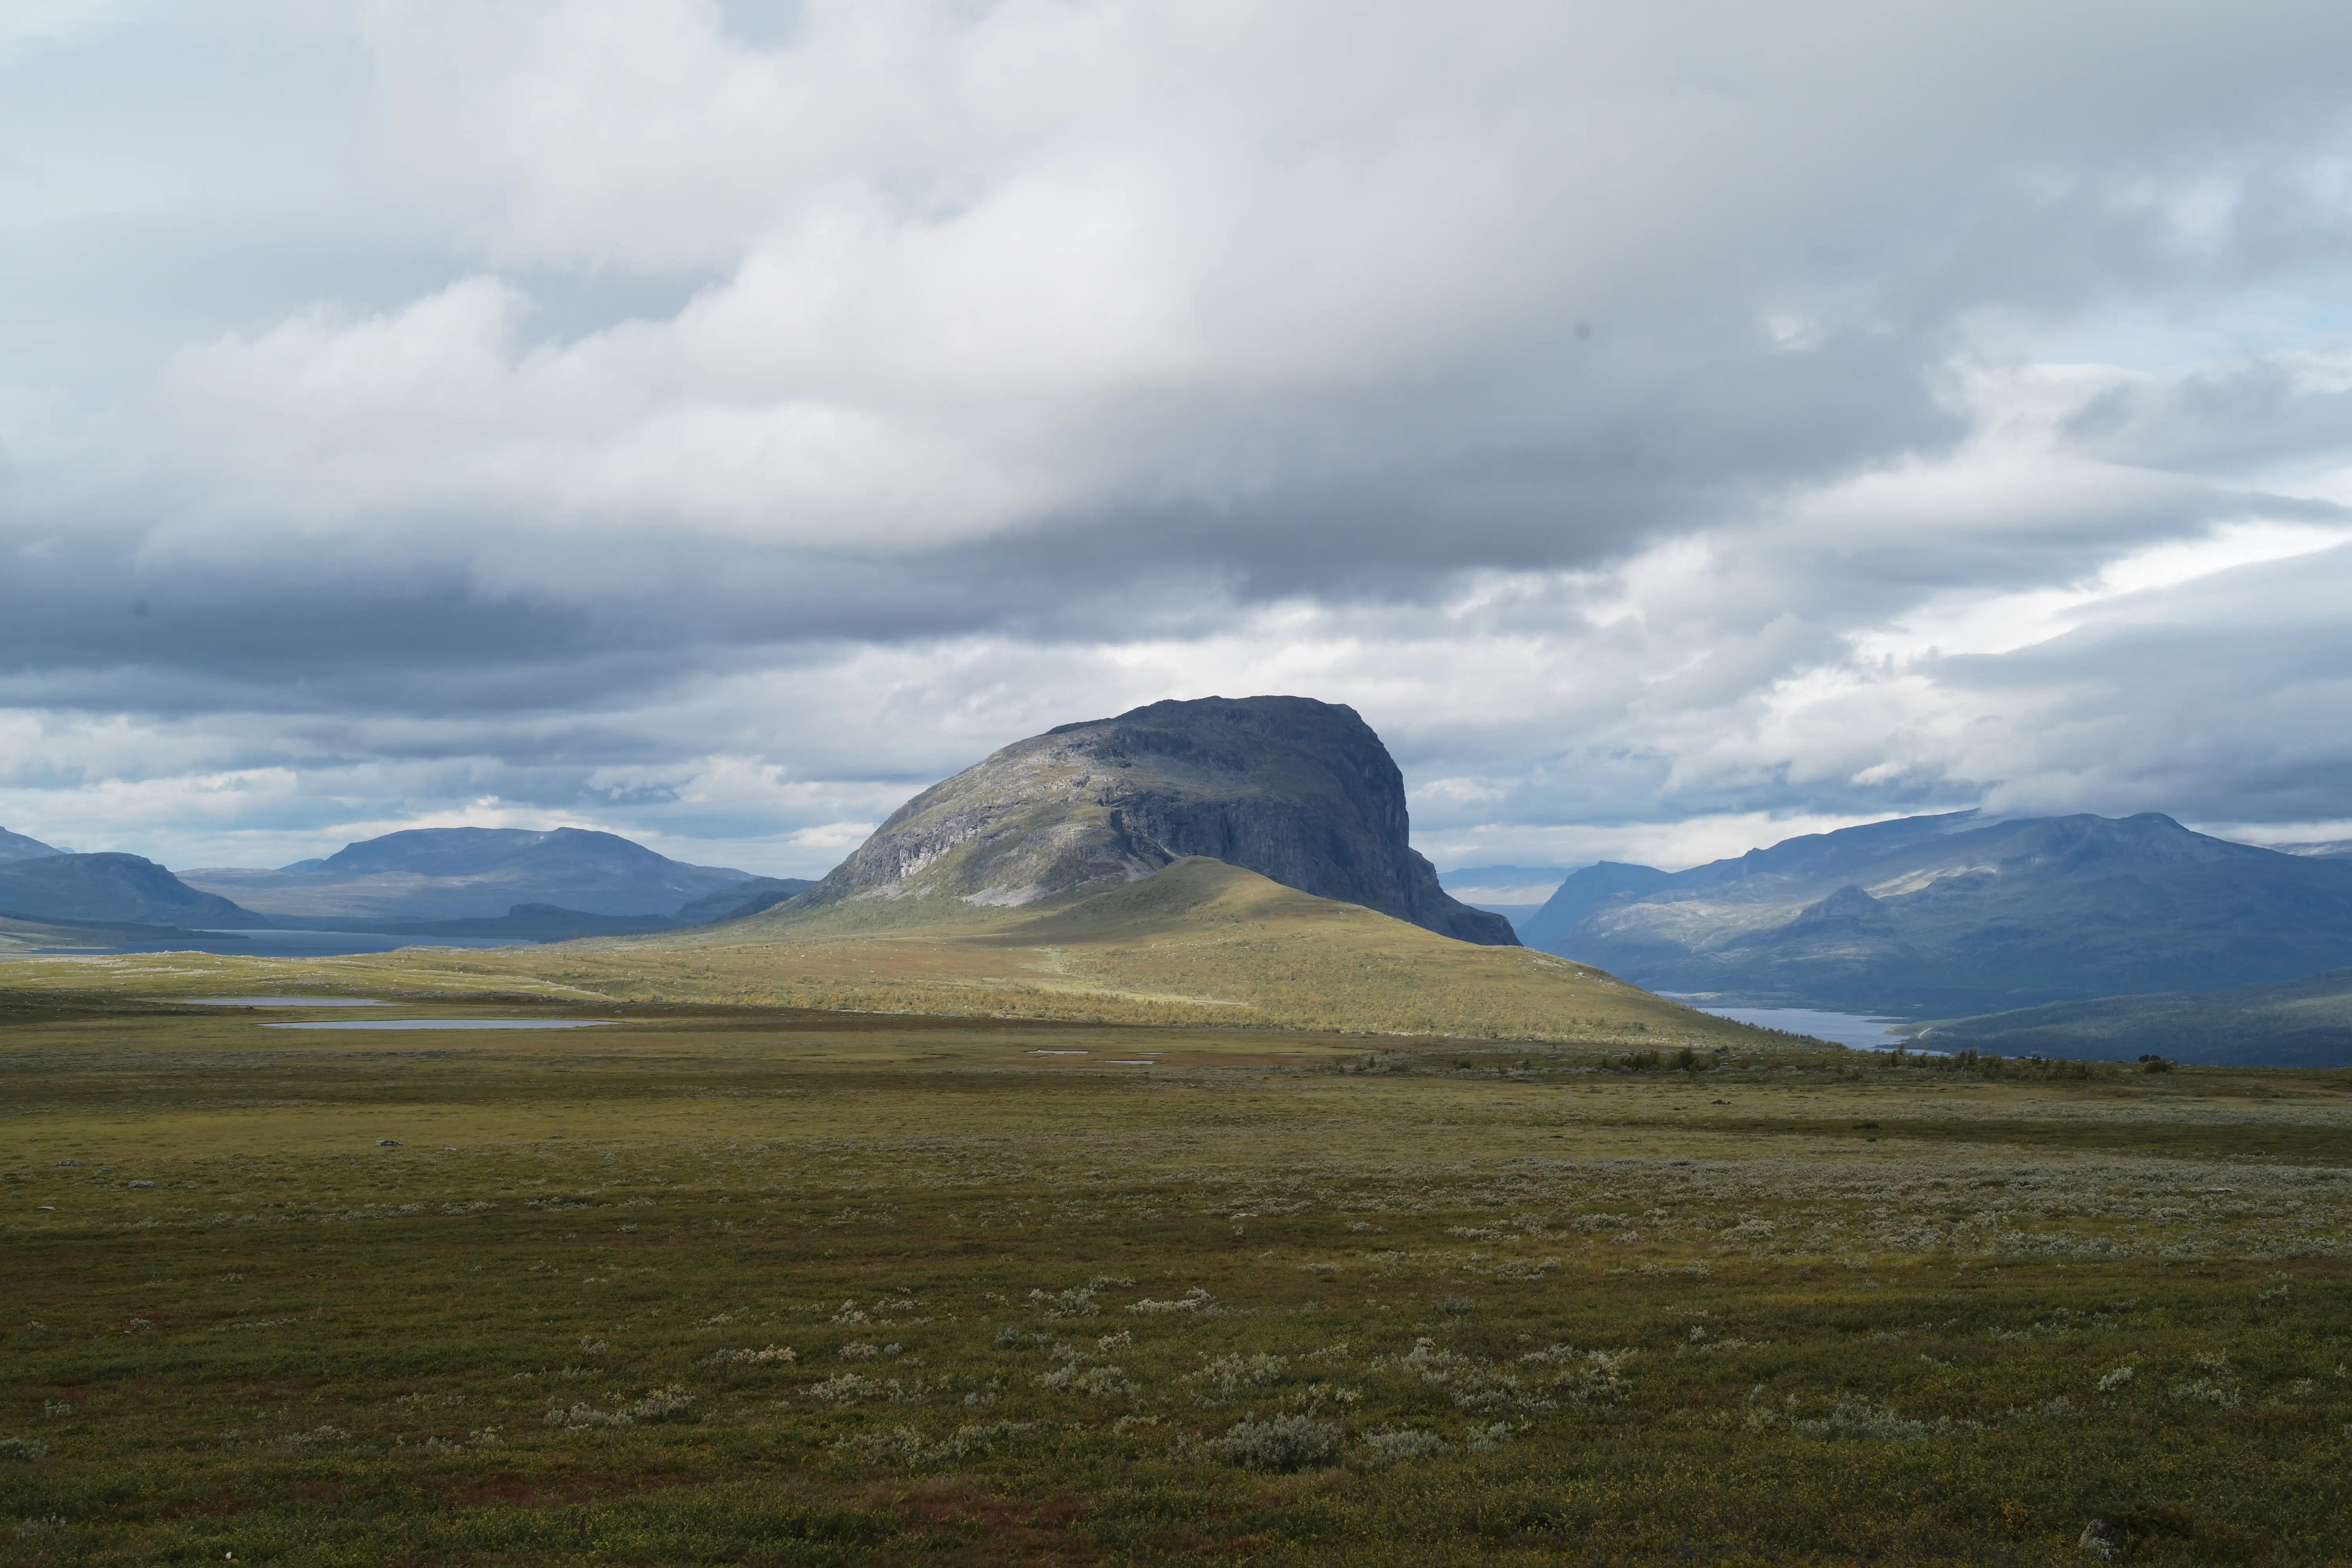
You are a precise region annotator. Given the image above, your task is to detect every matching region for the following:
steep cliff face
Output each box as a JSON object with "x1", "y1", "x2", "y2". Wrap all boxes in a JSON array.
[{"x1": 793, "y1": 695, "x2": 1518, "y2": 946}]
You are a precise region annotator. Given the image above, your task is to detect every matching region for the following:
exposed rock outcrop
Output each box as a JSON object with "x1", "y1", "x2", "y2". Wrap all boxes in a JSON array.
[{"x1": 790, "y1": 695, "x2": 1517, "y2": 946}]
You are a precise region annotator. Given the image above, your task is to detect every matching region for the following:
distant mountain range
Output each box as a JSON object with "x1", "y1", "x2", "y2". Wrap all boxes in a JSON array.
[
  {"x1": 1518, "y1": 811, "x2": 2352, "y2": 1016},
  {"x1": 0, "y1": 824, "x2": 811, "y2": 940},
  {"x1": 779, "y1": 695, "x2": 1516, "y2": 946},
  {"x1": 183, "y1": 827, "x2": 773, "y2": 921}
]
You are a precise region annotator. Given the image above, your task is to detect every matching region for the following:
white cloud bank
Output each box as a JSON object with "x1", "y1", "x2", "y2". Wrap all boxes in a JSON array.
[{"x1": 4, "y1": 1, "x2": 2352, "y2": 873}]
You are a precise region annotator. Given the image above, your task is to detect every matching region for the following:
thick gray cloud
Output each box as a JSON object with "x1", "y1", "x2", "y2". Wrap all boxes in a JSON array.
[{"x1": 6, "y1": 1, "x2": 2352, "y2": 873}]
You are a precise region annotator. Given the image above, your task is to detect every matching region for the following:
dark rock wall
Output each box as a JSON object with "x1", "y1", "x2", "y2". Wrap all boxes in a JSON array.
[
  {"x1": 809, "y1": 695, "x2": 1517, "y2": 946},
  {"x1": 1042, "y1": 698, "x2": 1514, "y2": 946}
]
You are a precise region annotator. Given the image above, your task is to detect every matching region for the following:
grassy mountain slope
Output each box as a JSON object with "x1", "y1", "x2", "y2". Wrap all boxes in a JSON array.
[
  {"x1": 471, "y1": 859, "x2": 1742, "y2": 1039},
  {"x1": 72, "y1": 858, "x2": 1762, "y2": 1045},
  {"x1": 1902, "y1": 968, "x2": 2352, "y2": 1068}
]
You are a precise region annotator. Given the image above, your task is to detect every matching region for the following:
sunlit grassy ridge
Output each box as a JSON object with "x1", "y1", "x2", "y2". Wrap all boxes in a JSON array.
[
  {"x1": 590, "y1": 857, "x2": 1725, "y2": 1040},
  {"x1": 1, "y1": 859, "x2": 1749, "y2": 1044},
  {"x1": 0, "y1": 996, "x2": 2348, "y2": 1564}
]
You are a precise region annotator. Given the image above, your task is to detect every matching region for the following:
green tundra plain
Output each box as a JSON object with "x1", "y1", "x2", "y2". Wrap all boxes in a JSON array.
[{"x1": 2, "y1": 959, "x2": 2349, "y2": 1565}]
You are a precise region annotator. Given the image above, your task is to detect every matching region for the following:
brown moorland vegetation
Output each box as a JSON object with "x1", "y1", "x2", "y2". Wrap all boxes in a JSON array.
[{"x1": 0, "y1": 961, "x2": 2347, "y2": 1563}]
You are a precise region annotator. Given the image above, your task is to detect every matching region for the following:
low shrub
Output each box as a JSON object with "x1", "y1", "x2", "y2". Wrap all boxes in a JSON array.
[{"x1": 1194, "y1": 1415, "x2": 1339, "y2": 1472}]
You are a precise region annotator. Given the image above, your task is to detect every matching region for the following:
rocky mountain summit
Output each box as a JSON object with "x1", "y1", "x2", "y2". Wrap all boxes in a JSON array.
[{"x1": 786, "y1": 695, "x2": 1517, "y2": 946}]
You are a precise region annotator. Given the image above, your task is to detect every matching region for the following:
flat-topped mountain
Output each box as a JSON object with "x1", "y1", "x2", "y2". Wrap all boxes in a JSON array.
[
  {"x1": 784, "y1": 696, "x2": 1517, "y2": 946},
  {"x1": 1521, "y1": 810, "x2": 2352, "y2": 1014},
  {"x1": 185, "y1": 827, "x2": 761, "y2": 921}
]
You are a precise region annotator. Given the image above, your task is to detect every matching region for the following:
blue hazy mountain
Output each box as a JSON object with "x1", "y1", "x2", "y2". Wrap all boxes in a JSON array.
[
  {"x1": 0, "y1": 825, "x2": 64, "y2": 865},
  {"x1": 1518, "y1": 811, "x2": 2352, "y2": 1016},
  {"x1": 182, "y1": 827, "x2": 764, "y2": 921},
  {"x1": 0, "y1": 852, "x2": 266, "y2": 927},
  {"x1": 1514, "y1": 861, "x2": 1675, "y2": 948}
]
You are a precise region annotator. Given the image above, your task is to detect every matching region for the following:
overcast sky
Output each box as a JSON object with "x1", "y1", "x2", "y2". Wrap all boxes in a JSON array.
[{"x1": 5, "y1": 0, "x2": 2352, "y2": 878}]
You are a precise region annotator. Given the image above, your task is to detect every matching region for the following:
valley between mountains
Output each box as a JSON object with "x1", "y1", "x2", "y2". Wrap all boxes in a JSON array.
[{"x1": 6, "y1": 694, "x2": 2352, "y2": 1063}]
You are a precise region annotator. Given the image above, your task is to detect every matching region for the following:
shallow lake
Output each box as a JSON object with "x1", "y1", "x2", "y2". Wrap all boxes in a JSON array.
[{"x1": 1675, "y1": 1003, "x2": 1912, "y2": 1050}]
